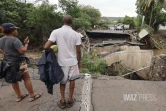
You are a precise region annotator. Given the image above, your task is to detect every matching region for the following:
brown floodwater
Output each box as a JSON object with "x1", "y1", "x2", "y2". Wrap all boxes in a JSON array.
[{"x1": 152, "y1": 49, "x2": 166, "y2": 56}]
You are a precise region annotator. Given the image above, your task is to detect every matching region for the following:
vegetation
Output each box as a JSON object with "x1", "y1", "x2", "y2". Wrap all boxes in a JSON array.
[
  {"x1": 134, "y1": 15, "x2": 142, "y2": 30},
  {"x1": 80, "y1": 50, "x2": 108, "y2": 75},
  {"x1": 122, "y1": 16, "x2": 135, "y2": 29},
  {"x1": 136, "y1": 0, "x2": 166, "y2": 31},
  {"x1": 0, "y1": 0, "x2": 101, "y2": 44}
]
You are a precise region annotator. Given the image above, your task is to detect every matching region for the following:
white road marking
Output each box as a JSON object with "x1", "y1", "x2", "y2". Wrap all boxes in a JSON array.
[{"x1": 80, "y1": 73, "x2": 92, "y2": 111}]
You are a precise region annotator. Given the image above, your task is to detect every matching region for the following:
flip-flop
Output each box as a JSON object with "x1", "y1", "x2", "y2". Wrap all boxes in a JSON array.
[
  {"x1": 66, "y1": 98, "x2": 75, "y2": 108},
  {"x1": 57, "y1": 100, "x2": 66, "y2": 109},
  {"x1": 16, "y1": 94, "x2": 29, "y2": 102},
  {"x1": 29, "y1": 93, "x2": 42, "y2": 102}
]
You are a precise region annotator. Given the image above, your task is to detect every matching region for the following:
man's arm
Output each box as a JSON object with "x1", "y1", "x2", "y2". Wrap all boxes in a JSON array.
[
  {"x1": 44, "y1": 40, "x2": 53, "y2": 51},
  {"x1": 76, "y1": 45, "x2": 81, "y2": 68}
]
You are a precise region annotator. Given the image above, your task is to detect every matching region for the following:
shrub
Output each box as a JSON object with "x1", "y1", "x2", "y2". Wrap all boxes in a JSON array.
[{"x1": 80, "y1": 49, "x2": 108, "y2": 75}]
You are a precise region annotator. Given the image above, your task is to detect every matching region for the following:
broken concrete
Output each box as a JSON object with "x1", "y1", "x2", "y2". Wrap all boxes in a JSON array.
[
  {"x1": 95, "y1": 45, "x2": 140, "y2": 55},
  {"x1": 103, "y1": 47, "x2": 154, "y2": 80}
]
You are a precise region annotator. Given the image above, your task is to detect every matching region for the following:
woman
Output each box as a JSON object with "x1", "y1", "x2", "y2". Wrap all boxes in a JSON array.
[{"x1": 0, "y1": 23, "x2": 41, "y2": 102}]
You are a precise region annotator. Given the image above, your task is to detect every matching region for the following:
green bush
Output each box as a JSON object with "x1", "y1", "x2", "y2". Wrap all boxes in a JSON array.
[{"x1": 80, "y1": 50, "x2": 108, "y2": 75}]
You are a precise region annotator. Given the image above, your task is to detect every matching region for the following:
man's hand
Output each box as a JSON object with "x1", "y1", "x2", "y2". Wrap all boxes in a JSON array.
[
  {"x1": 78, "y1": 63, "x2": 81, "y2": 69},
  {"x1": 44, "y1": 40, "x2": 53, "y2": 51},
  {"x1": 76, "y1": 45, "x2": 81, "y2": 69}
]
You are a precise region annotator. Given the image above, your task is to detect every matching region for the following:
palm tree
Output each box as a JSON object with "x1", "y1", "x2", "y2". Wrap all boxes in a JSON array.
[{"x1": 137, "y1": 0, "x2": 166, "y2": 27}]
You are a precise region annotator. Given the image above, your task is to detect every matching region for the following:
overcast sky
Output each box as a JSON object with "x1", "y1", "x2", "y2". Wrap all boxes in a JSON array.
[{"x1": 27, "y1": 0, "x2": 137, "y2": 17}]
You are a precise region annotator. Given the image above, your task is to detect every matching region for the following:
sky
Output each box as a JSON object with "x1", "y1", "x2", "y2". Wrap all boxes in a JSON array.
[{"x1": 27, "y1": 0, "x2": 138, "y2": 17}]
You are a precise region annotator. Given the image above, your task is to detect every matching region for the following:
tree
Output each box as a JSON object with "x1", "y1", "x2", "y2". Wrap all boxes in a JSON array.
[
  {"x1": 58, "y1": 0, "x2": 100, "y2": 29},
  {"x1": 81, "y1": 5, "x2": 101, "y2": 26},
  {"x1": 58, "y1": 0, "x2": 80, "y2": 18},
  {"x1": 136, "y1": 0, "x2": 166, "y2": 11},
  {"x1": 117, "y1": 19, "x2": 122, "y2": 24},
  {"x1": 26, "y1": 3, "x2": 63, "y2": 42},
  {"x1": 136, "y1": 0, "x2": 166, "y2": 31},
  {"x1": 122, "y1": 16, "x2": 135, "y2": 29},
  {"x1": 72, "y1": 12, "x2": 91, "y2": 30},
  {"x1": 0, "y1": 0, "x2": 101, "y2": 45},
  {"x1": 134, "y1": 15, "x2": 142, "y2": 30},
  {"x1": 0, "y1": 0, "x2": 34, "y2": 27}
]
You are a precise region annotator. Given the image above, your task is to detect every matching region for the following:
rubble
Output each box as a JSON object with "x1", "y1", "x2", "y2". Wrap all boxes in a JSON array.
[
  {"x1": 104, "y1": 62, "x2": 130, "y2": 76},
  {"x1": 149, "y1": 54, "x2": 166, "y2": 81}
]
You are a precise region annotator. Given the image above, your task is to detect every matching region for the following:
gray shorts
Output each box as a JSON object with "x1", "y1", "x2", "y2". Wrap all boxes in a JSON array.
[{"x1": 60, "y1": 64, "x2": 80, "y2": 85}]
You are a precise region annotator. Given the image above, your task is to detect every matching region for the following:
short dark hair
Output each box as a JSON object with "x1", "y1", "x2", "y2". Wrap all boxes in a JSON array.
[
  {"x1": 62, "y1": 15, "x2": 73, "y2": 25},
  {"x1": 0, "y1": 27, "x2": 16, "y2": 34},
  {"x1": 4, "y1": 28, "x2": 16, "y2": 34}
]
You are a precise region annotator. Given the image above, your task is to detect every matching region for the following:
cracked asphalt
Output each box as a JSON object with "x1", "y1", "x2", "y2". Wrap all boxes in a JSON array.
[{"x1": 1, "y1": 69, "x2": 166, "y2": 111}]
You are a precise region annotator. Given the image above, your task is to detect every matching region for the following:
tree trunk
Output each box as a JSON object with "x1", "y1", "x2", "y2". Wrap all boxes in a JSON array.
[{"x1": 149, "y1": 2, "x2": 154, "y2": 27}]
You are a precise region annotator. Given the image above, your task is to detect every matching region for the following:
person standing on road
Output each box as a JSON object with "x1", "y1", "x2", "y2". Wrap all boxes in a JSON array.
[
  {"x1": 44, "y1": 15, "x2": 81, "y2": 109},
  {"x1": 0, "y1": 23, "x2": 42, "y2": 102},
  {"x1": 122, "y1": 24, "x2": 125, "y2": 32}
]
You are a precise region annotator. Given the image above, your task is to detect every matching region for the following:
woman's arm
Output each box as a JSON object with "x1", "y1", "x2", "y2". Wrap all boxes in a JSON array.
[
  {"x1": 17, "y1": 44, "x2": 28, "y2": 55},
  {"x1": 17, "y1": 37, "x2": 29, "y2": 55},
  {"x1": 0, "y1": 49, "x2": 4, "y2": 55}
]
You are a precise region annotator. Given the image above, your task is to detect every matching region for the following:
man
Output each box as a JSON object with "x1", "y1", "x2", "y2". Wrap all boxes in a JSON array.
[
  {"x1": 122, "y1": 24, "x2": 125, "y2": 32},
  {"x1": 44, "y1": 15, "x2": 81, "y2": 109}
]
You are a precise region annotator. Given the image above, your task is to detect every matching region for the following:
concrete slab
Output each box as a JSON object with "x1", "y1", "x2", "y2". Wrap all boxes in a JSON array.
[
  {"x1": 104, "y1": 50, "x2": 154, "y2": 80},
  {"x1": 95, "y1": 45, "x2": 140, "y2": 55}
]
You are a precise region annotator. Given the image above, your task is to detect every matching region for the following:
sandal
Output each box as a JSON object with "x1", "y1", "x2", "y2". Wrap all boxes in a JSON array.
[
  {"x1": 66, "y1": 98, "x2": 75, "y2": 108},
  {"x1": 57, "y1": 100, "x2": 66, "y2": 109},
  {"x1": 29, "y1": 93, "x2": 42, "y2": 102},
  {"x1": 16, "y1": 94, "x2": 29, "y2": 102}
]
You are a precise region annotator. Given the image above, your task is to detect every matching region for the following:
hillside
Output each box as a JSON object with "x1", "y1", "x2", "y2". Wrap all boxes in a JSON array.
[{"x1": 102, "y1": 17, "x2": 124, "y2": 22}]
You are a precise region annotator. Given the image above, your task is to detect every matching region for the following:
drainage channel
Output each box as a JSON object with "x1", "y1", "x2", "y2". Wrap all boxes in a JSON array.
[{"x1": 79, "y1": 73, "x2": 93, "y2": 111}]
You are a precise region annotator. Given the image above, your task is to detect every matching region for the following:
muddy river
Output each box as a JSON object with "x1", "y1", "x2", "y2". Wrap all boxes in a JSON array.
[{"x1": 152, "y1": 49, "x2": 166, "y2": 56}]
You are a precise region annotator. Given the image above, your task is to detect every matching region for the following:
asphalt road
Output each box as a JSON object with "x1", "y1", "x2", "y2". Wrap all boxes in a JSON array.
[
  {"x1": 0, "y1": 68, "x2": 84, "y2": 111},
  {"x1": 1, "y1": 70, "x2": 166, "y2": 111}
]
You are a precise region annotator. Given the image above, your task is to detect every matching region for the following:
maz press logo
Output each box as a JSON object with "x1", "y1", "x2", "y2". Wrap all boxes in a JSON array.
[{"x1": 123, "y1": 92, "x2": 156, "y2": 102}]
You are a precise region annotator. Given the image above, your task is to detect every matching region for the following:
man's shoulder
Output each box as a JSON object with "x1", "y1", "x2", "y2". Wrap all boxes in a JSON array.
[
  {"x1": 68, "y1": 29, "x2": 79, "y2": 35},
  {"x1": 52, "y1": 28, "x2": 61, "y2": 32}
]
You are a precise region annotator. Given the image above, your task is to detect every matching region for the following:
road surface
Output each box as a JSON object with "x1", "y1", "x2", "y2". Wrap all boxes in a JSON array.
[{"x1": 1, "y1": 69, "x2": 166, "y2": 111}]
